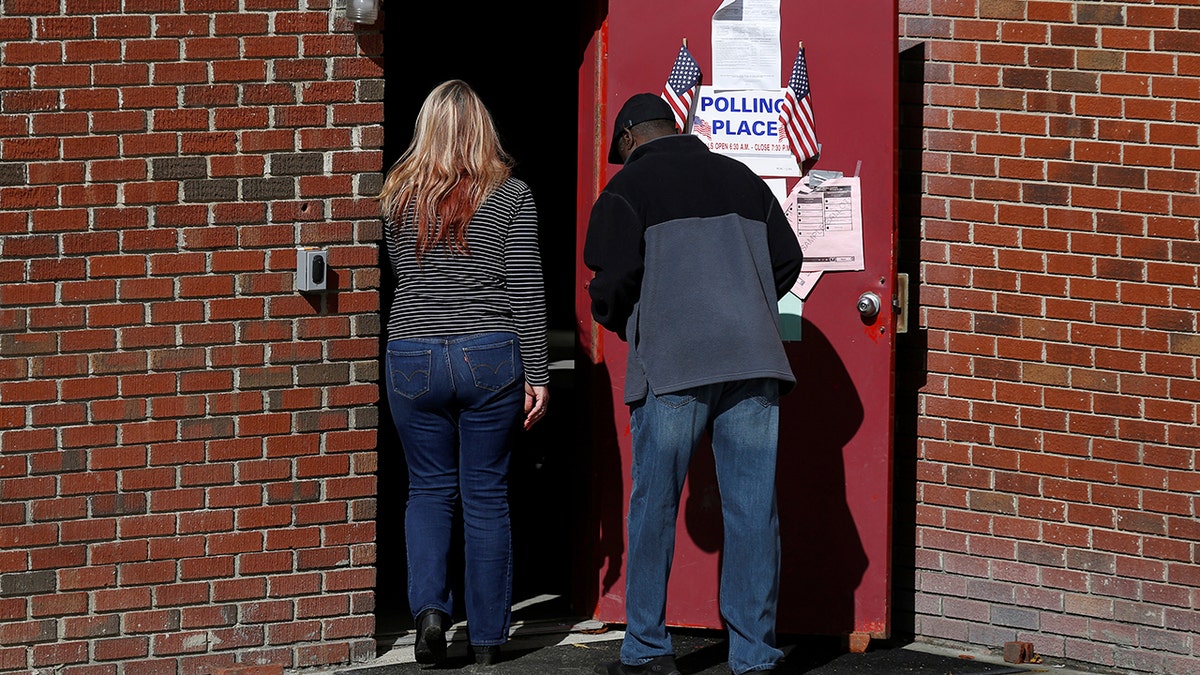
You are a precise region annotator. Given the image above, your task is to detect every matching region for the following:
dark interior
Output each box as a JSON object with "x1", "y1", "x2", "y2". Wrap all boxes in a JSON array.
[{"x1": 375, "y1": 3, "x2": 594, "y2": 640}]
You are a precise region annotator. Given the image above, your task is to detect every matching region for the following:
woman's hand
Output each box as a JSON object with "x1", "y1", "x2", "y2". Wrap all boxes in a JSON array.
[{"x1": 523, "y1": 383, "x2": 549, "y2": 430}]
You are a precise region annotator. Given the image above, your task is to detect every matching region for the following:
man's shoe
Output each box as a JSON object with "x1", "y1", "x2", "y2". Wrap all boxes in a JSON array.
[
  {"x1": 413, "y1": 608, "x2": 449, "y2": 665},
  {"x1": 593, "y1": 654, "x2": 681, "y2": 675}
]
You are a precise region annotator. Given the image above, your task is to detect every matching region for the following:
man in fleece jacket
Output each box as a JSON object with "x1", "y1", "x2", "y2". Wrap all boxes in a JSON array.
[{"x1": 584, "y1": 92, "x2": 803, "y2": 675}]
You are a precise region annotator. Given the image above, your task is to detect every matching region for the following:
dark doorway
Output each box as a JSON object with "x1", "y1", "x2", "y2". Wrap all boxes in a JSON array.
[{"x1": 375, "y1": 4, "x2": 588, "y2": 640}]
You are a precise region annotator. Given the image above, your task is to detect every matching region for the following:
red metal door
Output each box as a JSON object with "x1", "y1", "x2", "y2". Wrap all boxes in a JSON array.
[{"x1": 575, "y1": 0, "x2": 898, "y2": 644}]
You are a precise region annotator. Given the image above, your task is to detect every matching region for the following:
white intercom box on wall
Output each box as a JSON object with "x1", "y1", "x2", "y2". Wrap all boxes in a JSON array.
[{"x1": 297, "y1": 247, "x2": 327, "y2": 292}]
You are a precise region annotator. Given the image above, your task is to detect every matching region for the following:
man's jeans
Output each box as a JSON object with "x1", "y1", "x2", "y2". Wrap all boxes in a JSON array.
[
  {"x1": 622, "y1": 378, "x2": 784, "y2": 675},
  {"x1": 384, "y1": 332, "x2": 524, "y2": 646}
]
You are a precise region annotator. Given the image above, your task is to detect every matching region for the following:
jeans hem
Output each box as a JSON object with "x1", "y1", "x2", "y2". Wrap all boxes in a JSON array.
[{"x1": 734, "y1": 664, "x2": 776, "y2": 675}]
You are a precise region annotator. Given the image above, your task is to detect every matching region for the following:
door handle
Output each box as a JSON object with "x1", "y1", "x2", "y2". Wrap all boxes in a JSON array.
[
  {"x1": 858, "y1": 275, "x2": 910, "y2": 333},
  {"x1": 857, "y1": 291, "x2": 881, "y2": 319}
]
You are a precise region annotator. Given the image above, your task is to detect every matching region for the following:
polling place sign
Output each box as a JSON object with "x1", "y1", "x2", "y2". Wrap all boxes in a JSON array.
[{"x1": 690, "y1": 88, "x2": 799, "y2": 177}]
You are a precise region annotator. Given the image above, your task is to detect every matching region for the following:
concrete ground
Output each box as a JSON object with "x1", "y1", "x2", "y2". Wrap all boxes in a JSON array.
[{"x1": 291, "y1": 596, "x2": 1110, "y2": 675}]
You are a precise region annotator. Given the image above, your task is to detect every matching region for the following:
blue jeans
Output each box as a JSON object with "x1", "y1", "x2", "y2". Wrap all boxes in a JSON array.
[
  {"x1": 622, "y1": 378, "x2": 784, "y2": 675},
  {"x1": 384, "y1": 332, "x2": 524, "y2": 646}
]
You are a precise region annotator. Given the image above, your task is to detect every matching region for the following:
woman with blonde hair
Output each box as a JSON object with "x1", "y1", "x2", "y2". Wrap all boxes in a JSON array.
[{"x1": 379, "y1": 79, "x2": 550, "y2": 666}]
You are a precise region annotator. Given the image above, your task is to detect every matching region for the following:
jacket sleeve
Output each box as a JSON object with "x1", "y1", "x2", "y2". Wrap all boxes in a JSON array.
[
  {"x1": 764, "y1": 191, "x2": 803, "y2": 299},
  {"x1": 583, "y1": 190, "x2": 643, "y2": 340}
]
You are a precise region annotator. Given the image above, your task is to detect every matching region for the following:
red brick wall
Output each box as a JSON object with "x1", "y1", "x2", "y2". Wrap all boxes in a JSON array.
[
  {"x1": 898, "y1": 2, "x2": 1200, "y2": 673},
  {"x1": 0, "y1": 3, "x2": 384, "y2": 672}
]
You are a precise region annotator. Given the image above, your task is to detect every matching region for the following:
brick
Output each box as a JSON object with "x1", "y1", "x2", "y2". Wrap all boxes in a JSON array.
[
  {"x1": 240, "y1": 599, "x2": 296, "y2": 627},
  {"x1": 122, "y1": 609, "x2": 182, "y2": 635},
  {"x1": 242, "y1": 177, "x2": 296, "y2": 200},
  {"x1": 31, "y1": 638, "x2": 92, "y2": 669},
  {"x1": 210, "y1": 155, "x2": 266, "y2": 178},
  {"x1": 1050, "y1": 24, "x2": 1100, "y2": 47},
  {"x1": 269, "y1": 152, "x2": 323, "y2": 175},
  {"x1": 845, "y1": 632, "x2": 871, "y2": 653},
  {"x1": 151, "y1": 630, "x2": 209, "y2": 656},
  {"x1": 178, "y1": 604, "x2": 236, "y2": 630},
  {"x1": 1156, "y1": 31, "x2": 1200, "y2": 54},
  {"x1": 1053, "y1": 72, "x2": 1100, "y2": 96},
  {"x1": 1004, "y1": 640, "x2": 1036, "y2": 663},
  {"x1": 244, "y1": 83, "x2": 298, "y2": 105},
  {"x1": 0, "y1": 570, "x2": 56, "y2": 597},
  {"x1": 265, "y1": 620, "x2": 320, "y2": 646}
]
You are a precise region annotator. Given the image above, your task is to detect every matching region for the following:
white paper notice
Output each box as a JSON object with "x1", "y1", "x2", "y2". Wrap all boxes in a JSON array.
[
  {"x1": 711, "y1": 0, "x2": 781, "y2": 90},
  {"x1": 790, "y1": 271, "x2": 822, "y2": 300},
  {"x1": 691, "y1": 88, "x2": 799, "y2": 177},
  {"x1": 765, "y1": 177, "x2": 787, "y2": 210},
  {"x1": 784, "y1": 176, "x2": 865, "y2": 272}
]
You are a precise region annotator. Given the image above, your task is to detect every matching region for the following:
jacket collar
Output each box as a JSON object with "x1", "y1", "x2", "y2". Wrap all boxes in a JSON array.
[{"x1": 624, "y1": 133, "x2": 708, "y2": 165}]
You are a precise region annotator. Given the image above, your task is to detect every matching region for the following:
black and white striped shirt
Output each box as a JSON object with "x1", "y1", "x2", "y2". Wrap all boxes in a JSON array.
[{"x1": 383, "y1": 177, "x2": 549, "y2": 386}]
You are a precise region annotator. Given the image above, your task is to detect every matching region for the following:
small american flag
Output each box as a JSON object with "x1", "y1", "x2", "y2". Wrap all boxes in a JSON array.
[
  {"x1": 661, "y1": 44, "x2": 701, "y2": 133},
  {"x1": 780, "y1": 45, "x2": 819, "y2": 164}
]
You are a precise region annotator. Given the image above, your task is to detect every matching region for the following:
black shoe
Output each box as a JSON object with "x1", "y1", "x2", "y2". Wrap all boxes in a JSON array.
[
  {"x1": 472, "y1": 644, "x2": 501, "y2": 665},
  {"x1": 594, "y1": 655, "x2": 681, "y2": 675},
  {"x1": 413, "y1": 608, "x2": 449, "y2": 665}
]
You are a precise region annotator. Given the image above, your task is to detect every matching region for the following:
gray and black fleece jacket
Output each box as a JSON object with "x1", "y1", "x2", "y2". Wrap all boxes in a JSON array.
[{"x1": 583, "y1": 133, "x2": 803, "y2": 404}]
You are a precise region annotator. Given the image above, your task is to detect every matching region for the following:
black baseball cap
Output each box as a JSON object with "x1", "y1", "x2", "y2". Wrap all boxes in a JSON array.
[{"x1": 608, "y1": 93, "x2": 675, "y2": 164}]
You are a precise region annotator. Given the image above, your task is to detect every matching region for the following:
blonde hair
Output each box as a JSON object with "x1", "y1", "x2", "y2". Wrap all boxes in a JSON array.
[{"x1": 379, "y1": 80, "x2": 513, "y2": 258}]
